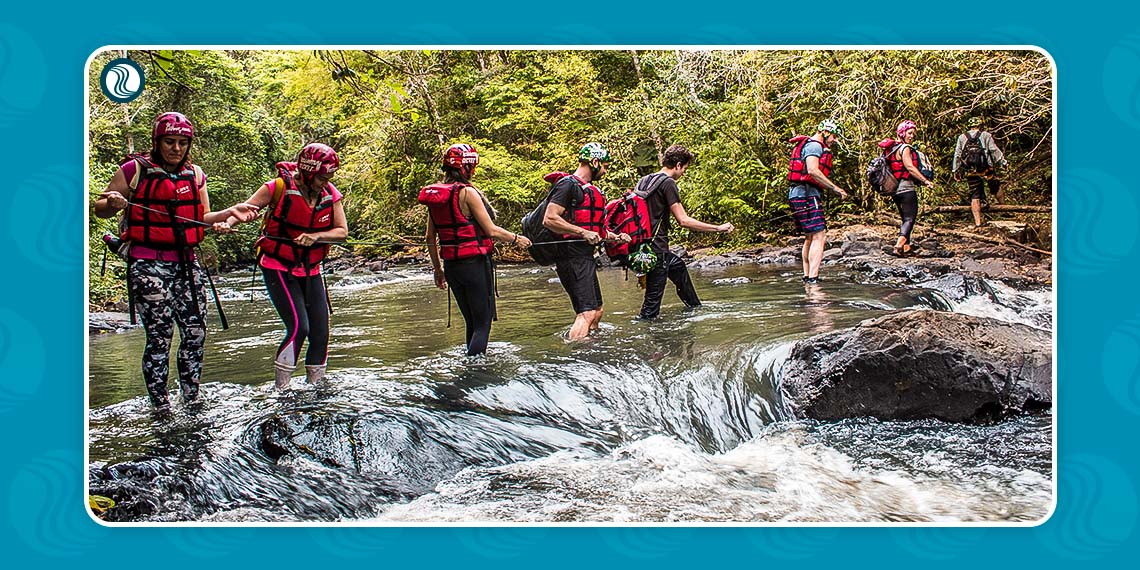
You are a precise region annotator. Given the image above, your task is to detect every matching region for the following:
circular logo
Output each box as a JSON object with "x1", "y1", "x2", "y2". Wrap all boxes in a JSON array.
[{"x1": 99, "y1": 58, "x2": 145, "y2": 103}]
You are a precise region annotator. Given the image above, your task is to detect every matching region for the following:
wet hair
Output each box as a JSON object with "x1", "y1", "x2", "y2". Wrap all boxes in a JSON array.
[
  {"x1": 440, "y1": 166, "x2": 497, "y2": 217},
  {"x1": 662, "y1": 144, "x2": 694, "y2": 168}
]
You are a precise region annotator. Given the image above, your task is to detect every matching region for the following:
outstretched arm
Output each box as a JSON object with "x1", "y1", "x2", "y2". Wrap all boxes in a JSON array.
[
  {"x1": 465, "y1": 187, "x2": 530, "y2": 248},
  {"x1": 94, "y1": 167, "x2": 131, "y2": 219},
  {"x1": 221, "y1": 183, "x2": 275, "y2": 227},
  {"x1": 669, "y1": 202, "x2": 733, "y2": 234}
]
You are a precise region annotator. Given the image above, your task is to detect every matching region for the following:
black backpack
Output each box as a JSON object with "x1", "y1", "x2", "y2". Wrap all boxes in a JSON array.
[
  {"x1": 866, "y1": 153, "x2": 899, "y2": 197},
  {"x1": 521, "y1": 174, "x2": 581, "y2": 266},
  {"x1": 962, "y1": 131, "x2": 988, "y2": 172}
]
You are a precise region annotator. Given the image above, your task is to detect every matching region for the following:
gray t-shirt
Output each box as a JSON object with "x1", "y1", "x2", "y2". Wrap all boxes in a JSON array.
[{"x1": 788, "y1": 140, "x2": 824, "y2": 199}]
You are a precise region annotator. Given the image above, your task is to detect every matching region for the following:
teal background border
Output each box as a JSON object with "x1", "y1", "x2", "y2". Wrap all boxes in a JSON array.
[{"x1": 2, "y1": 0, "x2": 1134, "y2": 565}]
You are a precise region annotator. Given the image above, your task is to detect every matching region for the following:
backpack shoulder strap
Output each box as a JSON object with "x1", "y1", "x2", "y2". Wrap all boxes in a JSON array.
[
  {"x1": 260, "y1": 177, "x2": 287, "y2": 230},
  {"x1": 191, "y1": 164, "x2": 206, "y2": 191},
  {"x1": 966, "y1": 131, "x2": 982, "y2": 143},
  {"x1": 637, "y1": 172, "x2": 670, "y2": 196}
]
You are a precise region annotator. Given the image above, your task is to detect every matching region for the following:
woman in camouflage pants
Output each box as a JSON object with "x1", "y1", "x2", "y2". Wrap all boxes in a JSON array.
[{"x1": 95, "y1": 112, "x2": 258, "y2": 410}]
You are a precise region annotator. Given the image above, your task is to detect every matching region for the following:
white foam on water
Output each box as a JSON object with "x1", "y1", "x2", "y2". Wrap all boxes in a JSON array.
[
  {"x1": 371, "y1": 429, "x2": 1050, "y2": 523},
  {"x1": 949, "y1": 280, "x2": 1053, "y2": 330}
]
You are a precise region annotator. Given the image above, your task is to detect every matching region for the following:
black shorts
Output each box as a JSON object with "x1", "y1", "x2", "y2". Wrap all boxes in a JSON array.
[
  {"x1": 554, "y1": 255, "x2": 602, "y2": 314},
  {"x1": 966, "y1": 174, "x2": 999, "y2": 201}
]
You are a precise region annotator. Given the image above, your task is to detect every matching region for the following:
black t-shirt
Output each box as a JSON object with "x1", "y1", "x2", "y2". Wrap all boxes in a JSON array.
[
  {"x1": 548, "y1": 175, "x2": 596, "y2": 257},
  {"x1": 638, "y1": 173, "x2": 681, "y2": 252}
]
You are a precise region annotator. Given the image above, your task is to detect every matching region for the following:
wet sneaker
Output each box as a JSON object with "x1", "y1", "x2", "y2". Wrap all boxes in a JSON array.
[
  {"x1": 180, "y1": 383, "x2": 200, "y2": 403},
  {"x1": 305, "y1": 365, "x2": 326, "y2": 384},
  {"x1": 804, "y1": 277, "x2": 820, "y2": 284},
  {"x1": 274, "y1": 362, "x2": 294, "y2": 389}
]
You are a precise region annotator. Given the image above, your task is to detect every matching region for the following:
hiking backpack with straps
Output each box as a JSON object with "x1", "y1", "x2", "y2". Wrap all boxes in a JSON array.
[
  {"x1": 866, "y1": 147, "x2": 900, "y2": 197},
  {"x1": 603, "y1": 172, "x2": 670, "y2": 272},
  {"x1": 961, "y1": 131, "x2": 988, "y2": 173},
  {"x1": 521, "y1": 171, "x2": 580, "y2": 266}
]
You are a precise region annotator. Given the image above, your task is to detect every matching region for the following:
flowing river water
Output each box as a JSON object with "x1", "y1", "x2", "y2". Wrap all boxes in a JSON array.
[{"x1": 87, "y1": 262, "x2": 1053, "y2": 523}]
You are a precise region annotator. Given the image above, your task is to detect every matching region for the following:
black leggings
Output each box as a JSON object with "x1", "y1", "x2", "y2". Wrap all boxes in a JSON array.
[
  {"x1": 262, "y1": 267, "x2": 330, "y2": 367},
  {"x1": 893, "y1": 190, "x2": 919, "y2": 242},
  {"x1": 444, "y1": 255, "x2": 496, "y2": 356},
  {"x1": 639, "y1": 250, "x2": 701, "y2": 320}
]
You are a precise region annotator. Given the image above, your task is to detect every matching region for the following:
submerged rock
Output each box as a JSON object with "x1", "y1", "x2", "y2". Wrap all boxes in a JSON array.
[
  {"x1": 89, "y1": 312, "x2": 138, "y2": 334},
  {"x1": 780, "y1": 310, "x2": 1051, "y2": 423},
  {"x1": 712, "y1": 277, "x2": 751, "y2": 285}
]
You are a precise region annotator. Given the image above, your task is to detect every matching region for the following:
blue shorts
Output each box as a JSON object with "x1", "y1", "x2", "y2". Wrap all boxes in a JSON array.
[{"x1": 789, "y1": 196, "x2": 826, "y2": 234}]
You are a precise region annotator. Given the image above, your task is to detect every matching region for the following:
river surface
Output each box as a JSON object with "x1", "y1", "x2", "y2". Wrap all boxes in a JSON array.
[{"x1": 87, "y1": 262, "x2": 1053, "y2": 523}]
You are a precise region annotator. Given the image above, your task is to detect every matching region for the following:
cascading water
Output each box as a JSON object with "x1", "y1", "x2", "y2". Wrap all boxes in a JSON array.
[{"x1": 88, "y1": 263, "x2": 1052, "y2": 522}]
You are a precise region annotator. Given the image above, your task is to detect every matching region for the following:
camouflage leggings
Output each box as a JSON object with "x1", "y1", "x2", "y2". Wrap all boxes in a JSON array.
[{"x1": 129, "y1": 258, "x2": 207, "y2": 408}]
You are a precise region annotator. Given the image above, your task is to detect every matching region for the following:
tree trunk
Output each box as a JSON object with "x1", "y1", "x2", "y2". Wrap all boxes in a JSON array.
[
  {"x1": 937, "y1": 228, "x2": 1052, "y2": 256},
  {"x1": 629, "y1": 50, "x2": 663, "y2": 162}
]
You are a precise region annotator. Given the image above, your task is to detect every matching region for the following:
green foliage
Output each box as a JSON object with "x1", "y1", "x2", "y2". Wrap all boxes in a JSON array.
[{"x1": 88, "y1": 49, "x2": 1052, "y2": 304}]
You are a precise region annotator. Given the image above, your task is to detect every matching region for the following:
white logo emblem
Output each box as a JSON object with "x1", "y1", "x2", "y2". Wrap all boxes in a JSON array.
[{"x1": 100, "y1": 58, "x2": 145, "y2": 103}]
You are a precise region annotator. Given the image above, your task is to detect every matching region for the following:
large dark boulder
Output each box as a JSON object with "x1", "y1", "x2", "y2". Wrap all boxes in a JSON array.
[{"x1": 779, "y1": 310, "x2": 1051, "y2": 423}]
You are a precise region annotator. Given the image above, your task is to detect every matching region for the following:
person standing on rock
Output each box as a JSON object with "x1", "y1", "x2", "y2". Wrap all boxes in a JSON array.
[
  {"x1": 787, "y1": 120, "x2": 847, "y2": 284},
  {"x1": 637, "y1": 144, "x2": 734, "y2": 319},
  {"x1": 881, "y1": 120, "x2": 934, "y2": 256},
  {"x1": 94, "y1": 112, "x2": 259, "y2": 411},
  {"x1": 223, "y1": 143, "x2": 347, "y2": 389},
  {"x1": 952, "y1": 117, "x2": 1009, "y2": 228},
  {"x1": 420, "y1": 143, "x2": 532, "y2": 356}
]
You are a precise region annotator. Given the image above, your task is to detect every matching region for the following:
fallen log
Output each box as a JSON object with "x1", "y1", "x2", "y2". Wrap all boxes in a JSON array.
[
  {"x1": 937, "y1": 228, "x2": 1053, "y2": 256},
  {"x1": 925, "y1": 205, "x2": 1052, "y2": 214}
]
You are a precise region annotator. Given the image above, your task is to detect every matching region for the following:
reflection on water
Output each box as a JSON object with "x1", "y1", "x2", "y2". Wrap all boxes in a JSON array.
[{"x1": 87, "y1": 263, "x2": 1052, "y2": 522}]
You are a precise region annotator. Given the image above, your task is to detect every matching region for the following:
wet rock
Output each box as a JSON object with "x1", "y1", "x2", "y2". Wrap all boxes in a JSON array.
[
  {"x1": 548, "y1": 277, "x2": 561, "y2": 284},
  {"x1": 753, "y1": 245, "x2": 801, "y2": 265},
  {"x1": 690, "y1": 255, "x2": 738, "y2": 268},
  {"x1": 780, "y1": 310, "x2": 1051, "y2": 423},
  {"x1": 88, "y1": 460, "x2": 191, "y2": 522},
  {"x1": 712, "y1": 277, "x2": 751, "y2": 285},
  {"x1": 915, "y1": 274, "x2": 998, "y2": 303},
  {"x1": 257, "y1": 411, "x2": 466, "y2": 496},
  {"x1": 822, "y1": 247, "x2": 843, "y2": 261},
  {"x1": 840, "y1": 237, "x2": 881, "y2": 258},
  {"x1": 200, "y1": 508, "x2": 295, "y2": 523},
  {"x1": 367, "y1": 260, "x2": 388, "y2": 272},
  {"x1": 89, "y1": 312, "x2": 138, "y2": 334}
]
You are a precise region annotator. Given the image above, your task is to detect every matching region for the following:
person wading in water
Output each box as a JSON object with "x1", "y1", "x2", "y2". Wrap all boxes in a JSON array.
[
  {"x1": 94, "y1": 112, "x2": 258, "y2": 411},
  {"x1": 224, "y1": 143, "x2": 347, "y2": 389},
  {"x1": 420, "y1": 143, "x2": 532, "y2": 356}
]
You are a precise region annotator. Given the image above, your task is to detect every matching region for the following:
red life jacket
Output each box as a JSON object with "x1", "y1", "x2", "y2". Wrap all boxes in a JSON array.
[
  {"x1": 120, "y1": 154, "x2": 205, "y2": 249},
  {"x1": 882, "y1": 139, "x2": 914, "y2": 180},
  {"x1": 555, "y1": 174, "x2": 607, "y2": 239},
  {"x1": 787, "y1": 135, "x2": 833, "y2": 184},
  {"x1": 256, "y1": 163, "x2": 336, "y2": 269},
  {"x1": 417, "y1": 182, "x2": 494, "y2": 261}
]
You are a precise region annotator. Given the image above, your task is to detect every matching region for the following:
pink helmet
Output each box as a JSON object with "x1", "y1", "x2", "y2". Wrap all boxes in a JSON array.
[
  {"x1": 896, "y1": 120, "x2": 917, "y2": 139},
  {"x1": 444, "y1": 143, "x2": 478, "y2": 179},
  {"x1": 297, "y1": 143, "x2": 340, "y2": 185},
  {"x1": 153, "y1": 112, "x2": 194, "y2": 146}
]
